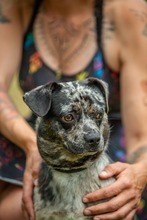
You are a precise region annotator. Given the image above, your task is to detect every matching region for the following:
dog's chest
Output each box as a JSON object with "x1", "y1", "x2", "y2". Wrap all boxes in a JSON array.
[{"x1": 34, "y1": 155, "x2": 114, "y2": 220}]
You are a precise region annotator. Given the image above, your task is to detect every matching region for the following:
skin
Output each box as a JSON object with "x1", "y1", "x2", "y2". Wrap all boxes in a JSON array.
[{"x1": 0, "y1": 0, "x2": 147, "y2": 220}]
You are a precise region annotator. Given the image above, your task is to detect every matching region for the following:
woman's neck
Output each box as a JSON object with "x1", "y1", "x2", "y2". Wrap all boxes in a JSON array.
[{"x1": 43, "y1": 0, "x2": 95, "y2": 17}]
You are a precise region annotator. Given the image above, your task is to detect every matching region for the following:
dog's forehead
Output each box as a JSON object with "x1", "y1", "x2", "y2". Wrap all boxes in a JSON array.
[
  {"x1": 61, "y1": 81, "x2": 103, "y2": 98},
  {"x1": 58, "y1": 81, "x2": 105, "y2": 110}
]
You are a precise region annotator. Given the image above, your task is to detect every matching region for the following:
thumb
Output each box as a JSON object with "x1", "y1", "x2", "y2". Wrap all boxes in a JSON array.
[{"x1": 99, "y1": 162, "x2": 128, "y2": 179}]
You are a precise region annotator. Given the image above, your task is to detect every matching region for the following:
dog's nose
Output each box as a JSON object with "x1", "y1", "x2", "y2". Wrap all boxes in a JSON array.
[{"x1": 84, "y1": 133, "x2": 100, "y2": 145}]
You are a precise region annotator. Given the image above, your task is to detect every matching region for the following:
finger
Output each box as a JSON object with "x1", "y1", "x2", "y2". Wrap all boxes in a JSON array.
[
  {"x1": 84, "y1": 187, "x2": 137, "y2": 216},
  {"x1": 124, "y1": 210, "x2": 137, "y2": 220},
  {"x1": 83, "y1": 176, "x2": 131, "y2": 203},
  {"x1": 22, "y1": 172, "x2": 35, "y2": 220},
  {"x1": 32, "y1": 166, "x2": 40, "y2": 180},
  {"x1": 99, "y1": 162, "x2": 129, "y2": 179},
  {"x1": 92, "y1": 200, "x2": 137, "y2": 220},
  {"x1": 21, "y1": 202, "x2": 30, "y2": 220},
  {"x1": 34, "y1": 178, "x2": 38, "y2": 186},
  {"x1": 31, "y1": 154, "x2": 41, "y2": 180}
]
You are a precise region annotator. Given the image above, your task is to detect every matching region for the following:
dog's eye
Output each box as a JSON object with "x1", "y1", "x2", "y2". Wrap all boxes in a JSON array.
[{"x1": 62, "y1": 114, "x2": 74, "y2": 122}]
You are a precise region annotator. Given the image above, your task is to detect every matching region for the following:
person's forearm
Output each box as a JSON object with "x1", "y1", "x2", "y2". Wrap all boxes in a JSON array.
[
  {"x1": 127, "y1": 145, "x2": 147, "y2": 165},
  {"x1": 125, "y1": 132, "x2": 147, "y2": 164},
  {"x1": 0, "y1": 86, "x2": 37, "y2": 154}
]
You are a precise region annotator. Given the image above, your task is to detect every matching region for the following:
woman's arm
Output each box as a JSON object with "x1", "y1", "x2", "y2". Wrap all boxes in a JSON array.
[
  {"x1": 83, "y1": 0, "x2": 147, "y2": 219},
  {"x1": 119, "y1": 1, "x2": 147, "y2": 159},
  {"x1": 0, "y1": 3, "x2": 41, "y2": 220},
  {"x1": 0, "y1": 2, "x2": 37, "y2": 154}
]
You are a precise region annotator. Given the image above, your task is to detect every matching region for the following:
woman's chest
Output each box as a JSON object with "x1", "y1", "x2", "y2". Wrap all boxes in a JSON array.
[
  {"x1": 21, "y1": 7, "x2": 121, "y2": 112},
  {"x1": 33, "y1": 12, "x2": 98, "y2": 74},
  {"x1": 22, "y1": 6, "x2": 120, "y2": 75}
]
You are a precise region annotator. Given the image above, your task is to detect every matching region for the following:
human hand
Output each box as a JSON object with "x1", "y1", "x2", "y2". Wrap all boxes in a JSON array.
[
  {"x1": 22, "y1": 147, "x2": 42, "y2": 220},
  {"x1": 83, "y1": 161, "x2": 147, "y2": 220}
]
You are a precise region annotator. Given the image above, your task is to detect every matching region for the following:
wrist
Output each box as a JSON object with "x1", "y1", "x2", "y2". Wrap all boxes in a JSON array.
[{"x1": 24, "y1": 136, "x2": 38, "y2": 156}]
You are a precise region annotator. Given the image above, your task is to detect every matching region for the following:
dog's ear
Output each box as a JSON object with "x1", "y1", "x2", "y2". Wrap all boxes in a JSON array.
[
  {"x1": 23, "y1": 82, "x2": 62, "y2": 117},
  {"x1": 86, "y1": 77, "x2": 109, "y2": 113}
]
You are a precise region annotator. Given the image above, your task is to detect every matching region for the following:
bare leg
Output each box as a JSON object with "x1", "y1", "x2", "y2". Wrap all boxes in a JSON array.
[{"x1": 0, "y1": 180, "x2": 26, "y2": 220}]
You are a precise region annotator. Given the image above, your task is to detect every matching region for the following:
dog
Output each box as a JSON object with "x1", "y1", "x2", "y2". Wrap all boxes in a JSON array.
[{"x1": 23, "y1": 77, "x2": 115, "y2": 220}]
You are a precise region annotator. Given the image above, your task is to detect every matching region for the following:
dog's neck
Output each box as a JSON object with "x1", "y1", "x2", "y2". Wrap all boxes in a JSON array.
[
  {"x1": 54, "y1": 166, "x2": 87, "y2": 173},
  {"x1": 42, "y1": 149, "x2": 103, "y2": 173},
  {"x1": 52, "y1": 153, "x2": 101, "y2": 173},
  {"x1": 36, "y1": 153, "x2": 114, "y2": 212}
]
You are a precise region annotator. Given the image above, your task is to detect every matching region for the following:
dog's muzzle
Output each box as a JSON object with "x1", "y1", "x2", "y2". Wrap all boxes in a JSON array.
[
  {"x1": 84, "y1": 132, "x2": 100, "y2": 146},
  {"x1": 67, "y1": 131, "x2": 101, "y2": 154},
  {"x1": 84, "y1": 132, "x2": 100, "y2": 152}
]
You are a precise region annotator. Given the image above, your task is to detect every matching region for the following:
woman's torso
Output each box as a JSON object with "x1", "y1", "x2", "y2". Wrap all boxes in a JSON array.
[{"x1": 19, "y1": 0, "x2": 121, "y2": 114}]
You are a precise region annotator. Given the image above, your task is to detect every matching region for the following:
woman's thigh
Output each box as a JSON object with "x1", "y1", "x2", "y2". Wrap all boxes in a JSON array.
[{"x1": 0, "y1": 180, "x2": 26, "y2": 220}]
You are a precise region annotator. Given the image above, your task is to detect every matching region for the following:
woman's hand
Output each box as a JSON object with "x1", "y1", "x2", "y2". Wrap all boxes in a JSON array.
[
  {"x1": 22, "y1": 147, "x2": 42, "y2": 220},
  {"x1": 83, "y1": 161, "x2": 147, "y2": 220}
]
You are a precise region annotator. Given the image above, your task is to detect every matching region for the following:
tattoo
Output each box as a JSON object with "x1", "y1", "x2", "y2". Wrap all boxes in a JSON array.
[
  {"x1": 130, "y1": 9, "x2": 147, "y2": 37},
  {"x1": 0, "y1": 90, "x2": 19, "y2": 121},
  {"x1": 49, "y1": 17, "x2": 95, "y2": 58},
  {"x1": 36, "y1": 14, "x2": 96, "y2": 63},
  {"x1": 63, "y1": 34, "x2": 89, "y2": 63},
  {"x1": 48, "y1": 18, "x2": 78, "y2": 54},
  {"x1": 35, "y1": 17, "x2": 56, "y2": 57},
  {"x1": 143, "y1": 24, "x2": 147, "y2": 37},
  {"x1": 102, "y1": 18, "x2": 115, "y2": 40},
  {"x1": 130, "y1": 9, "x2": 147, "y2": 22},
  {"x1": 0, "y1": 4, "x2": 10, "y2": 23},
  {"x1": 127, "y1": 146, "x2": 147, "y2": 164}
]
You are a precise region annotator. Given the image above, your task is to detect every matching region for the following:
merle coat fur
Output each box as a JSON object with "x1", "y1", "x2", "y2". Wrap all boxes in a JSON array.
[{"x1": 23, "y1": 77, "x2": 115, "y2": 220}]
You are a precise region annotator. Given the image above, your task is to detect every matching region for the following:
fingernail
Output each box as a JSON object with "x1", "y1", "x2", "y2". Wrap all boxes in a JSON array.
[
  {"x1": 34, "y1": 179, "x2": 38, "y2": 186},
  {"x1": 100, "y1": 171, "x2": 108, "y2": 177},
  {"x1": 84, "y1": 209, "x2": 92, "y2": 215},
  {"x1": 82, "y1": 197, "x2": 89, "y2": 203}
]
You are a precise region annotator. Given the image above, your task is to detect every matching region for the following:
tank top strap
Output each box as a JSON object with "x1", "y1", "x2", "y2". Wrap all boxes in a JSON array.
[
  {"x1": 24, "y1": 0, "x2": 42, "y2": 39},
  {"x1": 95, "y1": 0, "x2": 103, "y2": 49},
  {"x1": 95, "y1": 0, "x2": 107, "y2": 68}
]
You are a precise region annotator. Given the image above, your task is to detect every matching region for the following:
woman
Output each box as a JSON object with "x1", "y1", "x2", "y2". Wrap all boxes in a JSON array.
[{"x1": 0, "y1": 0, "x2": 147, "y2": 219}]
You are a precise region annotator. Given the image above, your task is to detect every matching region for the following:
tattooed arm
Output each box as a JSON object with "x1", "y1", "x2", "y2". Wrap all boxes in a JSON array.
[
  {"x1": 0, "y1": 2, "x2": 36, "y2": 152},
  {"x1": 0, "y1": 3, "x2": 41, "y2": 220},
  {"x1": 83, "y1": 0, "x2": 147, "y2": 219},
  {"x1": 119, "y1": 4, "x2": 147, "y2": 159}
]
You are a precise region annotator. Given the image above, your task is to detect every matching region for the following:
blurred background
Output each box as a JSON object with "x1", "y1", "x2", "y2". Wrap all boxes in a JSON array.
[{"x1": 9, "y1": 74, "x2": 31, "y2": 117}]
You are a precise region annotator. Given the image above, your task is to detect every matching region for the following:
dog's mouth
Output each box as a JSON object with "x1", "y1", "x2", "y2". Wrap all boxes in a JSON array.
[
  {"x1": 65, "y1": 141, "x2": 102, "y2": 155},
  {"x1": 37, "y1": 135, "x2": 104, "y2": 173},
  {"x1": 52, "y1": 150, "x2": 102, "y2": 173}
]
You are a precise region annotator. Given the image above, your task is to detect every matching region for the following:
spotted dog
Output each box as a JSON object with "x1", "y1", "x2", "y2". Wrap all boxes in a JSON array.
[{"x1": 23, "y1": 77, "x2": 115, "y2": 220}]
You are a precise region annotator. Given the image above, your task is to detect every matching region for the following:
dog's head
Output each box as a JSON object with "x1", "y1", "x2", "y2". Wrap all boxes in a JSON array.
[{"x1": 23, "y1": 77, "x2": 109, "y2": 171}]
